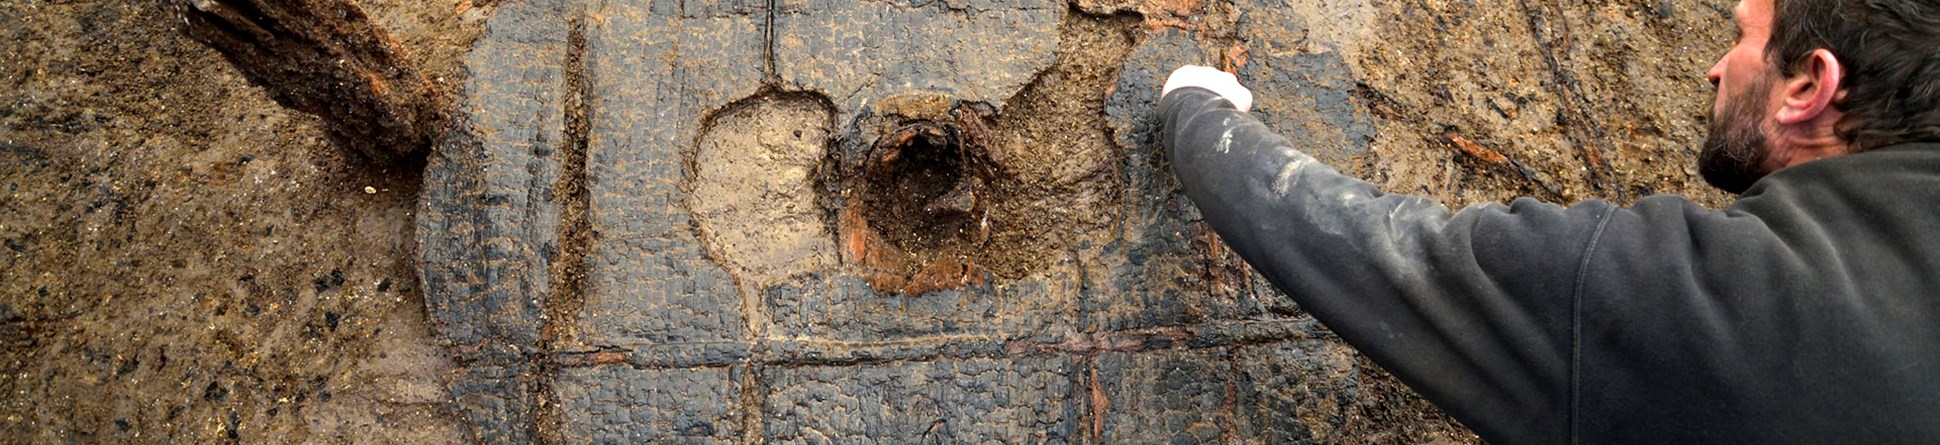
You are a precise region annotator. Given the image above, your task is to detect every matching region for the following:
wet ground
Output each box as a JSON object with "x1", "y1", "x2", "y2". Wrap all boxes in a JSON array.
[
  {"x1": 3, "y1": 0, "x2": 1730, "y2": 443},
  {"x1": 1, "y1": 0, "x2": 483, "y2": 441}
]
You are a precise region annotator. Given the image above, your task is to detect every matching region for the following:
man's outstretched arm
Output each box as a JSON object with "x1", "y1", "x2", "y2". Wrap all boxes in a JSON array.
[{"x1": 1160, "y1": 85, "x2": 1623, "y2": 443}]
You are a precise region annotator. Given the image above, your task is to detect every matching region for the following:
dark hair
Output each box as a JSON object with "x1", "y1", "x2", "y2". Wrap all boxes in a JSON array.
[{"x1": 1768, "y1": 0, "x2": 1940, "y2": 151}]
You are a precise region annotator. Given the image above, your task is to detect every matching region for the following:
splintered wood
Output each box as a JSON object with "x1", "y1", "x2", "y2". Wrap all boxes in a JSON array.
[{"x1": 176, "y1": 0, "x2": 446, "y2": 164}]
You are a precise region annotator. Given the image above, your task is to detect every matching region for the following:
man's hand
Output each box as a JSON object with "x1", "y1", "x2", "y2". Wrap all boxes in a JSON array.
[{"x1": 1162, "y1": 65, "x2": 1253, "y2": 112}]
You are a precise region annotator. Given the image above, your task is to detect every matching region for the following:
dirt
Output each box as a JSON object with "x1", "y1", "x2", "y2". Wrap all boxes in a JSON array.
[
  {"x1": 859, "y1": 118, "x2": 984, "y2": 256},
  {"x1": 981, "y1": 10, "x2": 1142, "y2": 278},
  {"x1": 691, "y1": 93, "x2": 838, "y2": 312},
  {"x1": 1, "y1": 0, "x2": 481, "y2": 442},
  {"x1": 1345, "y1": 0, "x2": 1735, "y2": 207}
]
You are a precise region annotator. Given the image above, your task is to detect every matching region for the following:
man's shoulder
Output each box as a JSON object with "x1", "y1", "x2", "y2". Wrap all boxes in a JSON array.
[
  {"x1": 1759, "y1": 142, "x2": 1940, "y2": 186},
  {"x1": 1734, "y1": 142, "x2": 1940, "y2": 210}
]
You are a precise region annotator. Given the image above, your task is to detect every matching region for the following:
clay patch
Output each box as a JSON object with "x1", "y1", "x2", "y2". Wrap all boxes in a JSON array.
[{"x1": 689, "y1": 94, "x2": 839, "y2": 290}]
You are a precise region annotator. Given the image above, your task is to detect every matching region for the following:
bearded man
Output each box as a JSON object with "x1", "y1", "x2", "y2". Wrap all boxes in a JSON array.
[{"x1": 1159, "y1": 0, "x2": 1940, "y2": 442}]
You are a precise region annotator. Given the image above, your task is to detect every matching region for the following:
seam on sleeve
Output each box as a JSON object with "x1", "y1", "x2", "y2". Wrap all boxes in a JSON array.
[{"x1": 1569, "y1": 205, "x2": 1617, "y2": 444}]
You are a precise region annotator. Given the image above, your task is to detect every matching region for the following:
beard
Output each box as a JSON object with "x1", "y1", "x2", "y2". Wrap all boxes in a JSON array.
[{"x1": 1698, "y1": 78, "x2": 1776, "y2": 194}]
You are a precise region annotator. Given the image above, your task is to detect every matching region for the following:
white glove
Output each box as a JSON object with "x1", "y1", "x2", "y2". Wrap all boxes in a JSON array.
[{"x1": 1162, "y1": 65, "x2": 1254, "y2": 112}]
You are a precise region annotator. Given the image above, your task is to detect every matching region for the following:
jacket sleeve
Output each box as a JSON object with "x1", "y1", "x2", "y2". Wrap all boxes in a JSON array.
[{"x1": 1160, "y1": 87, "x2": 1614, "y2": 444}]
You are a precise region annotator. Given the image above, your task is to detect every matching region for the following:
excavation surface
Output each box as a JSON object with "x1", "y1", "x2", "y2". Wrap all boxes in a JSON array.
[
  {"x1": 2, "y1": 0, "x2": 1728, "y2": 442},
  {"x1": 420, "y1": 0, "x2": 1726, "y2": 442}
]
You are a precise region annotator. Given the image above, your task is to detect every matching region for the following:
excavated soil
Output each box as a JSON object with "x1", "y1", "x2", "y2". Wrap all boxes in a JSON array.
[
  {"x1": 1348, "y1": 0, "x2": 1734, "y2": 207},
  {"x1": 691, "y1": 93, "x2": 838, "y2": 307},
  {"x1": 977, "y1": 11, "x2": 1142, "y2": 279},
  {"x1": 1, "y1": 0, "x2": 484, "y2": 442}
]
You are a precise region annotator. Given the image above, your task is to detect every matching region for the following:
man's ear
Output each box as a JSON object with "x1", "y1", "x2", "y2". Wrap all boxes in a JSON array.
[{"x1": 1775, "y1": 49, "x2": 1844, "y2": 125}]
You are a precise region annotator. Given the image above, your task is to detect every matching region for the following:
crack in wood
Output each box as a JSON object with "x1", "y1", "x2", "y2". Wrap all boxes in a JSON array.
[
  {"x1": 548, "y1": 318, "x2": 1331, "y2": 370},
  {"x1": 530, "y1": 5, "x2": 593, "y2": 444}
]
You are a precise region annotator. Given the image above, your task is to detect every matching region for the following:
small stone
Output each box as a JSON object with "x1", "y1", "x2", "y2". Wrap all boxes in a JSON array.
[{"x1": 363, "y1": 186, "x2": 377, "y2": 194}]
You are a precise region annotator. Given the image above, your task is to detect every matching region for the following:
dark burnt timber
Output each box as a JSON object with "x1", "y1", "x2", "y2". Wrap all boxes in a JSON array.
[{"x1": 175, "y1": 0, "x2": 444, "y2": 165}]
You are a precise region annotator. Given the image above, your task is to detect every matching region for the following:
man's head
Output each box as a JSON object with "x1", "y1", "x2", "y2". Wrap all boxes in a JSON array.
[{"x1": 1699, "y1": 0, "x2": 1940, "y2": 194}]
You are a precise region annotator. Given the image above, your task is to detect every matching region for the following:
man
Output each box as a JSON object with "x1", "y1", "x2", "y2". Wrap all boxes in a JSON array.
[{"x1": 1159, "y1": 0, "x2": 1940, "y2": 442}]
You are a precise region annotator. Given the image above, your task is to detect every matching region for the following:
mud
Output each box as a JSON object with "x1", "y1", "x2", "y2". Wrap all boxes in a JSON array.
[
  {"x1": 1345, "y1": 0, "x2": 1733, "y2": 206},
  {"x1": 692, "y1": 94, "x2": 837, "y2": 304},
  {"x1": 832, "y1": 100, "x2": 1008, "y2": 296},
  {"x1": 980, "y1": 11, "x2": 1141, "y2": 279},
  {"x1": 1, "y1": 0, "x2": 481, "y2": 442}
]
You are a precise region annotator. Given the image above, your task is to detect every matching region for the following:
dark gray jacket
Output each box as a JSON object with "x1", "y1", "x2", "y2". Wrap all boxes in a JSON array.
[{"x1": 1161, "y1": 87, "x2": 1940, "y2": 444}]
